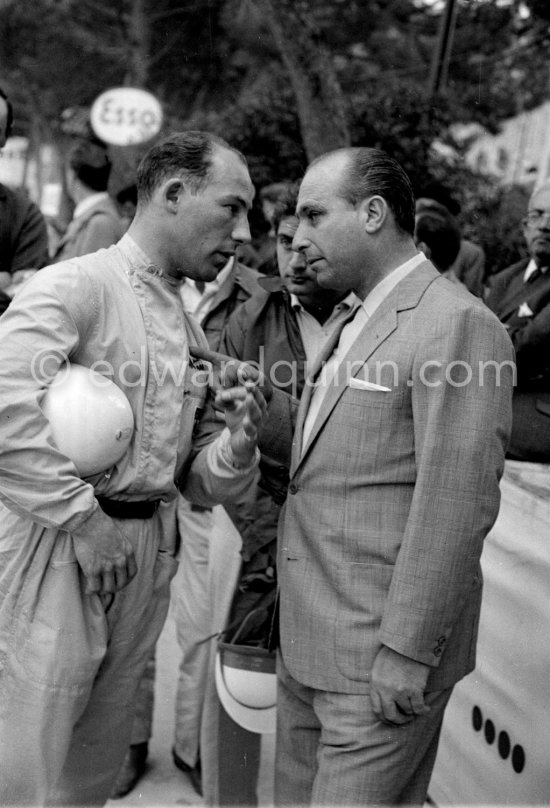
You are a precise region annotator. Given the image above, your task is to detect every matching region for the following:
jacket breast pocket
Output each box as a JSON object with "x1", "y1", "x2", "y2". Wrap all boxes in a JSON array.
[
  {"x1": 344, "y1": 385, "x2": 406, "y2": 410},
  {"x1": 334, "y1": 562, "x2": 394, "y2": 682}
]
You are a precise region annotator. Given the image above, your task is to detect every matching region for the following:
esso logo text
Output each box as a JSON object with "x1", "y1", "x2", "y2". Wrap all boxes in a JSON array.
[{"x1": 90, "y1": 88, "x2": 163, "y2": 146}]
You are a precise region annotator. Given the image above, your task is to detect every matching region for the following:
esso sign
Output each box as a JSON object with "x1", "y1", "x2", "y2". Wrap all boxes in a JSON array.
[{"x1": 90, "y1": 87, "x2": 163, "y2": 146}]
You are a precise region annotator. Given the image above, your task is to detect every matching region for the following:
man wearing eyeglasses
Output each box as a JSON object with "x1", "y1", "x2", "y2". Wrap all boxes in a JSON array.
[{"x1": 486, "y1": 182, "x2": 550, "y2": 461}]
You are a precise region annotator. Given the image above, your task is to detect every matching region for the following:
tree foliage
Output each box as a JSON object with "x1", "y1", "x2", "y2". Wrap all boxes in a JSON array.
[{"x1": 0, "y1": 0, "x2": 546, "y2": 271}]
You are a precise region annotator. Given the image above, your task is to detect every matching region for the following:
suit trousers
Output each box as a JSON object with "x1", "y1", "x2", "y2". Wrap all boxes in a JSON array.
[{"x1": 275, "y1": 653, "x2": 452, "y2": 807}]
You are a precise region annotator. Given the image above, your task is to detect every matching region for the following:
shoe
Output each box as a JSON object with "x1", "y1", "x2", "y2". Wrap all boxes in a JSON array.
[
  {"x1": 110, "y1": 742, "x2": 149, "y2": 799},
  {"x1": 172, "y1": 747, "x2": 203, "y2": 796}
]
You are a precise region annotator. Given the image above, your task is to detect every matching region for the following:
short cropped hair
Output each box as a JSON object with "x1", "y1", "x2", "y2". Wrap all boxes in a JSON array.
[
  {"x1": 271, "y1": 183, "x2": 299, "y2": 234},
  {"x1": 415, "y1": 211, "x2": 461, "y2": 272},
  {"x1": 69, "y1": 140, "x2": 111, "y2": 192},
  {"x1": 332, "y1": 147, "x2": 415, "y2": 236},
  {"x1": 136, "y1": 130, "x2": 247, "y2": 205},
  {"x1": 260, "y1": 182, "x2": 292, "y2": 205},
  {"x1": 0, "y1": 86, "x2": 14, "y2": 140}
]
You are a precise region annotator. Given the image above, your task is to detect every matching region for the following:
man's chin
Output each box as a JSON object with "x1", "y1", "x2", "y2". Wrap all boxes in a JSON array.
[{"x1": 197, "y1": 263, "x2": 222, "y2": 281}]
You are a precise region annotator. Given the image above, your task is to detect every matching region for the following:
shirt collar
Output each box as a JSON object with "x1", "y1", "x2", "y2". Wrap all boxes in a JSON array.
[
  {"x1": 290, "y1": 290, "x2": 358, "y2": 314},
  {"x1": 183, "y1": 256, "x2": 234, "y2": 296},
  {"x1": 73, "y1": 191, "x2": 110, "y2": 220},
  {"x1": 117, "y1": 232, "x2": 184, "y2": 285},
  {"x1": 362, "y1": 252, "x2": 425, "y2": 318}
]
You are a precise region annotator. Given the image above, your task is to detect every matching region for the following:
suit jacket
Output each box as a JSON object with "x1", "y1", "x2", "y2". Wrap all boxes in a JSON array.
[
  {"x1": 53, "y1": 195, "x2": 126, "y2": 263},
  {"x1": 199, "y1": 262, "x2": 261, "y2": 351},
  {"x1": 266, "y1": 261, "x2": 513, "y2": 694},
  {"x1": 0, "y1": 183, "x2": 49, "y2": 274},
  {"x1": 485, "y1": 258, "x2": 550, "y2": 460},
  {"x1": 450, "y1": 239, "x2": 485, "y2": 297}
]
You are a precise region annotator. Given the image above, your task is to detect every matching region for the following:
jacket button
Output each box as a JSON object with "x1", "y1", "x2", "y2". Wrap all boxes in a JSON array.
[{"x1": 288, "y1": 482, "x2": 298, "y2": 495}]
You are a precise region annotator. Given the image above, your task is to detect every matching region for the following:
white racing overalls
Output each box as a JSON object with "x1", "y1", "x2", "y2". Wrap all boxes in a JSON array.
[{"x1": 0, "y1": 235, "x2": 258, "y2": 806}]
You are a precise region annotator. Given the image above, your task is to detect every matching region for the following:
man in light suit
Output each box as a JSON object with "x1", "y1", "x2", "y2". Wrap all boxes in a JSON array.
[
  {"x1": 256, "y1": 147, "x2": 514, "y2": 806},
  {"x1": 485, "y1": 182, "x2": 550, "y2": 462}
]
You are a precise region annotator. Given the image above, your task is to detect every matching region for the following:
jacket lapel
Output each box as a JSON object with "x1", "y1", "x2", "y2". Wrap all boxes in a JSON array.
[
  {"x1": 498, "y1": 269, "x2": 549, "y2": 322},
  {"x1": 291, "y1": 313, "x2": 352, "y2": 474},
  {"x1": 291, "y1": 261, "x2": 439, "y2": 475},
  {"x1": 205, "y1": 271, "x2": 235, "y2": 316}
]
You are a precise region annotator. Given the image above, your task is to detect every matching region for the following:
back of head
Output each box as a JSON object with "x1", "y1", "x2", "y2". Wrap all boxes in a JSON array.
[
  {"x1": 69, "y1": 139, "x2": 111, "y2": 192},
  {"x1": 416, "y1": 181, "x2": 461, "y2": 217},
  {"x1": 335, "y1": 147, "x2": 416, "y2": 236},
  {"x1": 415, "y1": 197, "x2": 450, "y2": 218},
  {"x1": 415, "y1": 211, "x2": 461, "y2": 272},
  {"x1": 260, "y1": 182, "x2": 292, "y2": 206},
  {"x1": 135, "y1": 130, "x2": 247, "y2": 208}
]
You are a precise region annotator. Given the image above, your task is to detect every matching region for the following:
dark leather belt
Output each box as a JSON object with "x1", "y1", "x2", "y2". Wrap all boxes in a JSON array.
[{"x1": 97, "y1": 497, "x2": 160, "y2": 520}]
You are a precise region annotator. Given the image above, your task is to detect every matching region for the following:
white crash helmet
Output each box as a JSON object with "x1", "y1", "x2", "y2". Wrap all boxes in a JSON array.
[
  {"x1": 42, "y1": 362, "x2": 134, "y2": 477},
  {"x1": 215, "y1": 641, "x2": 277, "y2": 734}
]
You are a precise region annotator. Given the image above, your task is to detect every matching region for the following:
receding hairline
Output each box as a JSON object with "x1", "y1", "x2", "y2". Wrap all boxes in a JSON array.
[
  {"x1": 135, "y1": 131, "x2": 250, "y2": 208},
  {"x1": 300, "y1": 146, "x2": 415, "y2": 235},
  {"x1": 304, "y1": 148, "x2": 353, "y2": 184}
]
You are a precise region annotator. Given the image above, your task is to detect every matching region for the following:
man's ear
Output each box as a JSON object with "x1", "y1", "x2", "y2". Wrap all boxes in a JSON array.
[
  {"x1": 163, "y1": 178, "x2": 185, "y2": 212},
  {"x1": 359, "y1": 195, "x2": 388, "y2": 234}
]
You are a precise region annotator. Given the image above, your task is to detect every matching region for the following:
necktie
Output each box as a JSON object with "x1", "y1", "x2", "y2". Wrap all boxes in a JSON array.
[{"x1": 301, "y1": 305, "x2": 368, "y2": 451}]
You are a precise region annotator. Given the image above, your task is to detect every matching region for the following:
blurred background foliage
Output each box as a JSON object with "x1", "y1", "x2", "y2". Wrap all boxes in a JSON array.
[{"x1": 0, "y1": 0, "x2": 548, "y2": 272}]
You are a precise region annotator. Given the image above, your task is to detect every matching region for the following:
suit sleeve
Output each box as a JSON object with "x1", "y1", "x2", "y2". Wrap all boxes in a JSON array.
[{"x1": 379, "y1": 304, "x2": 514, "y2": 667}]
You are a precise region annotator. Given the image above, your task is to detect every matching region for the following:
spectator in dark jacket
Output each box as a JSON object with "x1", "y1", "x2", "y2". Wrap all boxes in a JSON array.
[
  {"x1": 486, "y1": 181, "x2": 550, "y2": 461},
  {"x1": 416, "y1": 183, "x2": 486, "y2": 297},
  {"x1": 0, "y1": 86, "x2": 49, "y2": 293}
]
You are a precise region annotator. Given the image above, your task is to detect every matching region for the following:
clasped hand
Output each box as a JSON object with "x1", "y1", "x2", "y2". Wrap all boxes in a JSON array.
[
  {"x1": 370, "y1": 645, "x2": 431, "y2": 725},
  {"x1": 72, "y1": 506, "x2": 137, "y2": 597}
]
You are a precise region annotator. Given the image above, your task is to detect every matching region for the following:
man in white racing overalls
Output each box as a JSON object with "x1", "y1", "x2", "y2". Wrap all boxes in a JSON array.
[{"x1": 0, "y1": 131, "x2": 265, "y2": 806}]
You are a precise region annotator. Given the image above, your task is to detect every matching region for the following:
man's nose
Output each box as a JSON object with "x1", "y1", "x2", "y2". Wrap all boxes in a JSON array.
[
  {"x1": 292, "y1": 222, "x2": 308, "y2": 253},
  {"x1": 289, "y1": 249, "x2": 306, "y2": 270},
  {"x1": 233, "y1": 214, "x2": 252, "y2": 245}
]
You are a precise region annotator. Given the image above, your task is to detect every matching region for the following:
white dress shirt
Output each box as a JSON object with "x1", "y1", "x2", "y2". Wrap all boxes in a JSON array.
[
  {"x1": 180, "y1": 258, "x2": 234, "y2": 319},
  {"x1": 302, "y1": 252, "x2": 425, "y2": 451},
  {"x1": 290, "y1": 291, "x2": 359, "y2": 368}
]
